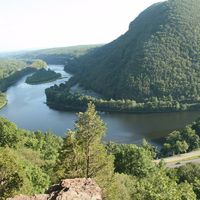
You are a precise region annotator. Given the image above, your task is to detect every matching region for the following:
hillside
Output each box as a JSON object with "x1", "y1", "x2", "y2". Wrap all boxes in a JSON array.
[
  {"x1": 66, "y1": 0, "x2": 200, "y2": 102},
  {"x1": 15, "y1": 45, "x2": 102, "y2": 64},
  {"x1": 2, "y1": 105, "x2": 200, "y2": 199}
]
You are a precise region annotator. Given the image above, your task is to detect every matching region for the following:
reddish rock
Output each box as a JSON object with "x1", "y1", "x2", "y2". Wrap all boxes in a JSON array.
[{"x1": 7, "y1": 178, "x2": 102, "y2": 200}]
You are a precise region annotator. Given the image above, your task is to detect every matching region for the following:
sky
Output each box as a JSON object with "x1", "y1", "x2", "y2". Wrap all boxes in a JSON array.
[{"x1": 0, "y1": 0, "x2": 164, "y2": 52}]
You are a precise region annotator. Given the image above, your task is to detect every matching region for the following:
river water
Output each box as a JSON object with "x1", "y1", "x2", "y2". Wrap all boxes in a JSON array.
[{"x1": 0, "y1": 65, "x2": 200, "y2": 145}]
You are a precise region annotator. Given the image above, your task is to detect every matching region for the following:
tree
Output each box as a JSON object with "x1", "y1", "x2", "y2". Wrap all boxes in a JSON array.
[
  {"x1": 141, "y1": 138, "x2": 157, "y2": 158},
  {"x1": 0, "y1": 148, "x2": 24, "y2": 199},
  {"x1": 107, "y1": 142, "x2": 155, "y2": 178},
  {"x1": 192, "y1": 117, "x2": 200, "y2": 136},
  {"x1": 0, "y1": 147, "x2": 50, "y2": 199},
  {"x1": 31, "y1": 60, "x2": 47, "y2": 69},
  {"x1": 0, "y1": 117, "x2": 19, "y2": 148},
  {"x1": 176, "y1": 163, "x2": 200, "y2": 198},
  {"x1": 175, "y1": 140, "x2": 189, "y2": 154},
  {"x1": 106, "y1": 173, "x2": 136, "y2": 200},
  {"x1": 133, "y1": 169, "x2": 196, "y2": 200},
  {"x1": 55, "y1": 102, "x2": 114, "y2": 197}
]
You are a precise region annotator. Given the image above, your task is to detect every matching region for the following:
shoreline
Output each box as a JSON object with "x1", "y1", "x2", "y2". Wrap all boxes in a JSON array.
[
  {"x1": 46, "y1": 102, "x2": 200, "y2": 115},
  {"x1": 0, "y1": 99, "x2": 7, "y2": 110},
  {"x1": 26, "y1": 76, "x2": 61, "y2": 85}
]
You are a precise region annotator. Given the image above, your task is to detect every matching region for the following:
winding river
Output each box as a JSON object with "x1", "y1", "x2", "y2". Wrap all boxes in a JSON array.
[{"x1": 0, "y1": 65, "x2": 200, "y2": 146}]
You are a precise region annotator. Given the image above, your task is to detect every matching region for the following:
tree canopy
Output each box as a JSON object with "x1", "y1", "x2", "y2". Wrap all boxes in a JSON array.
[{"x1": 64, "y1": 0, "x2": 200, "y2": 103}]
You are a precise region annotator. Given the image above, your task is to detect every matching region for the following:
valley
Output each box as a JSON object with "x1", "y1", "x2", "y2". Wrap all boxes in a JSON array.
[{"x1": 0, "y1": 65, "x2": 200, "y2": 146}]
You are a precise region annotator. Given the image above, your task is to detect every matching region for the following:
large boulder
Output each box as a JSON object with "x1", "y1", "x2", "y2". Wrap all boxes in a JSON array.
[{"x1": 7, "y1": 178, "x2": 102, "y2": 200}]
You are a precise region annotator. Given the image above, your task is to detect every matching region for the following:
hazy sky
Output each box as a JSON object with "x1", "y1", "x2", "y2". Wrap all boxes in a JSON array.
[{"x1": 0, "y1": 0, "x2": 164, "y2": 52}]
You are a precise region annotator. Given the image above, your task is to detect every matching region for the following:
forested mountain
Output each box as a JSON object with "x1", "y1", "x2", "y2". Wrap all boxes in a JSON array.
[{"x1": 67, "y1": 0, "x2": 200, "y2": 102}]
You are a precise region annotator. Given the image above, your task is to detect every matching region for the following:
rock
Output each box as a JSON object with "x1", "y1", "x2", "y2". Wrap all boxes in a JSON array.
[{"x1": 7, "y1": 178, "x2": 102, "y2": 200}]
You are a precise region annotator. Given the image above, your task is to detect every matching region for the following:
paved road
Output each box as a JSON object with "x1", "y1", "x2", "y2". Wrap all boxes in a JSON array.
[
  {"x1": 154, "y1": 150, "x2": 200, "y2": 168},
  {"x1": 166, "y1": 158, "x2": 200, "y2": 168}
]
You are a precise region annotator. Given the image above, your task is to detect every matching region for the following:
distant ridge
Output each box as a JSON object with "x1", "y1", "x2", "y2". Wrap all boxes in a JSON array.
[{"x1": 1, "y1": 44, "x2": 103, "y2": 65}]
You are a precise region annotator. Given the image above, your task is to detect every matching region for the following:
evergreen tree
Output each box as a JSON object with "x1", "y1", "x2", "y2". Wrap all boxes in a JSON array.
[{"x1": 55, "y1": 102, "x2": 114, "y2": 197}]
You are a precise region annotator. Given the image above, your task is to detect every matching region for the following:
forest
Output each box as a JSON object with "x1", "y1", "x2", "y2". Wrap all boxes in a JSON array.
[
  {"x1": 1, "y1": 103, "x2": 200, "y2": 200},
  {"x1": 44, "y1": 0, "x2": 200, "y2": 114},
  {"x1": 45, "y1": 79, "x2": 200, "y2": 113},
  {"x1": 0, "y1": 57, "x2": 199, "y2": 199},
  {"x1": 64, "y1": 0, "x2": 200, "y2": 104},
  {"x1": 26, "y1": 68, "x2": 61, "y2": 85}
]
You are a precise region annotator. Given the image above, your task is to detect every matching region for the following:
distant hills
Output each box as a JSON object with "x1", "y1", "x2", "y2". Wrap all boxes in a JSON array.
[
  {"x1": 67, "y1": 0, "x2": 200, "y2": 102},
  {"x1": 0, "y1": 45, "x2": 102, "y2": 64}
]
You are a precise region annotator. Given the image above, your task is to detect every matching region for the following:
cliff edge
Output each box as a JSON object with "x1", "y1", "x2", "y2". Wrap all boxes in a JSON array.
[{"x1": 7, "y1": 178, "x2": 102, "y2": 200}]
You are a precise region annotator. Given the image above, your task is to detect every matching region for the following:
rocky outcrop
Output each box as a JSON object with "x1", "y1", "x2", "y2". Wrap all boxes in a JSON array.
[{"x1": 7, "y1": 178, "x2": 102, "y2": 200}]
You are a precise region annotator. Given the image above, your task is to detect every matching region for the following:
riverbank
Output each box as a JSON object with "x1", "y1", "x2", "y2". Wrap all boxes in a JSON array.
[
  {"x1": 26, "y1": 76, "x2": 61, "y2": 85},
  {"x1": 1, "y1": 65, "x2": 200, "y2": 146},
  {"x1": 0, "y1": 67, "x2": 37, "y2": 110},
  {"x1": 45, "y1": 86, "x2": 200, "y2": 114},
  {"x1": 0, "y1": 67, "x2": 37, "y2": 92},
  {"x1": 0, "y1": 93, "x2": 7, "y2": 109}
]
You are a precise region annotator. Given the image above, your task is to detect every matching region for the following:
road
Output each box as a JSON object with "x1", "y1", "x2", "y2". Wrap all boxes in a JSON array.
[
  {"x1": 154, "y1": 149, "x2": 200, "y2": 168},
  {"x1": 166, "y1": 158, "x2": 200, "y2": 168}
]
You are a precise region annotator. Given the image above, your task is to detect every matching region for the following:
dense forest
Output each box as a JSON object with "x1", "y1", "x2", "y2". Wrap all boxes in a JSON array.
[
  {"x1": 45, "y1": 78, "x2": 200, "y2": 113},
  {"x1": 63, "y1": 0, "x2": 200, "y2": 105},
  {"x1": 2, "y1": 103, "x2": 200, "y2": 200},
  {"x1": 26, "y1": 68, "x2": 61, "y2": 85}
]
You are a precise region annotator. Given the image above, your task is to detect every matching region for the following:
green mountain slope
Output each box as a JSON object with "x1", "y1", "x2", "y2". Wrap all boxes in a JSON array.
[{"x1": 69, "y1": 0, "x2": 200, "y2": 102}]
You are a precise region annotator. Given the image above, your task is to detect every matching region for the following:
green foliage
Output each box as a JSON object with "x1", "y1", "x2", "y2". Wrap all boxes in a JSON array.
[
  {"x1": 1, "y1": 105, "x2": 200, "y2": 199},
  {"x1": 141, "y1": 139, "x2": 157, "y2": 158},
  {"x1": 62, "y1": 0, "x2": 200, "y2": 105},
  {"x1": 0, "y1": 92, "x2": 7, "y2": 108},
  {"x1": 192, "y1": 117, "x2": 200, "y2": 136},
  {"x1": 0, "y1": 148, "x2": 50, "y2": 199},
  {"x1": 0, "y1": 148, "x2": 24, "y2": 199},
  {"x1": 31, "y1": 59, "x2": 47, "y2": 69},
  {"x1": 161, "y1": 125, "x2": 200, "y2": 156},
  {"x1": 26, "y1": 68, "x2": 61, "y2": 84},
  {"x1": 106, "y1": 173, "x2": 136, "y2": 200},
  {"x1": 134, "y1": 169, "x2": 196, "y2": 200},
  {"x1": 46, "y1": 83, "x2": 192, "y2": 113},
  {"x1": 54, "y1": 103, "x2": 114, "y2": 198},
  {"x1": 0, "y1": 117, "x2": 62, "y2": 199},
  {"x1": 175, "y1": 163, "x2": 200, "y2": 199},
  {"x1": 0, "y1": 59, "x2": 38, "y2": 92},
  {"x1": 107, "y1": 142, "x2": 155, "y2": 178},
  {"x1": 0, "y1": 59, "x2": 27, "y2": 80},
  {"x1": 0, "y1": 117, "x2": 19, "y2": 148}
]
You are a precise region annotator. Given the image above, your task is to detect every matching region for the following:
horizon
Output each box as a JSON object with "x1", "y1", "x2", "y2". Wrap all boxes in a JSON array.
[{"x1": 0, "y1": 0, "x2": 164, "y2": 53}]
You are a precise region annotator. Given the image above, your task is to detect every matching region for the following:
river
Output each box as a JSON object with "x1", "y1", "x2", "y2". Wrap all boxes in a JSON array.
[{"x1": 0, "y1": 65, "x2": 200, "y2": 146}]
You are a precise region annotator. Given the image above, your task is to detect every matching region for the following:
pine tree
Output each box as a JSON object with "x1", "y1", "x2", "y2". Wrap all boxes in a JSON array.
[{"x1": 55, "y1": 102, "x2": 114, "y2": 195}]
